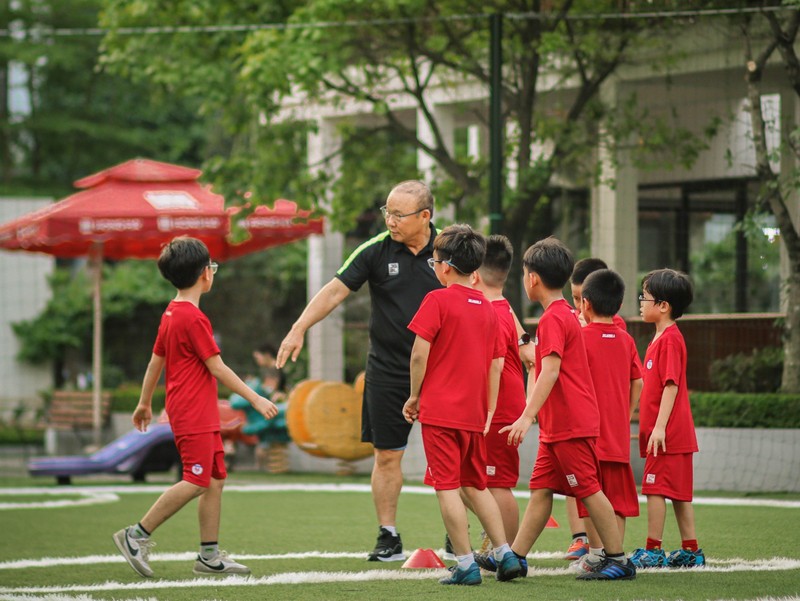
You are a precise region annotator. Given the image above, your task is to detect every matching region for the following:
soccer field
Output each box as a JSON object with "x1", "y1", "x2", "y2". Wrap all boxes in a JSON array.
[{"x1": 1, "y1": 472, "x2": 799, "y2": 601}]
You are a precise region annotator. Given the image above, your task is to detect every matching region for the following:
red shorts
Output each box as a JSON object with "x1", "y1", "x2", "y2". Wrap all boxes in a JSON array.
[
  {"x1": 576, "y1": 461, "x2": 640, "y2": 518},
  {"x1": 485, "y1": 422, "x2": 521, "y2": 488},
  {"x1": 175, "y1": 431, "x2": 226, "y2": 488},
  {"x1": 528, "y1": 438, "x2": 602, "y2": 499},
  {"x1": 422, "y1": 424, "x2": 487, "y2": 491},
  {"x1": 641, "y1": 452, "x2": 694, "y2": 501}
]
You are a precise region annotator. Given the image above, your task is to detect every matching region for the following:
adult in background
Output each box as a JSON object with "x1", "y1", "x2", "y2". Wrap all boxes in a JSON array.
[{"x1": 276, "y1": 180, "x2": 441, "y2": 561}]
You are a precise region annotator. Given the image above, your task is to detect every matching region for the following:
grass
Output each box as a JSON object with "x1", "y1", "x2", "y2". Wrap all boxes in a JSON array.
[{"x1": 1, "y1": 470, "x2": 799, "y2": 601}]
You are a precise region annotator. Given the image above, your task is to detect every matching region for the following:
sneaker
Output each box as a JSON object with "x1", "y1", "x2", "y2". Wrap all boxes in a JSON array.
[
  {"x1": 517, "y1": 555, "x2": 529, "y2": 578},
  {"x1": 564, "y1": 538, "x2": 589, "y2": 560},
  {"x1": 193, "y1": 550, "x2": 251, "y2": 575},
  {"x1": 439, "y1": 563, "x2": 482, "y2": 585},
  {"x1": 443, "y1": 534, "x2": 456, "y2": 561},
  {"x1": 112, "y1": 527, "x2": 155, "y2": 578},
  {"x1": 495, "y1": 550, "x2": 523, "y2": 582},
  {"x1": 571, "y1": 553, "x2": 604, "y2": 574},
  {"x1": 667, "y1": 548, "x2": 706, "y2": 568},
  {"x1": 473, "y1": 551, "x2": 497, "y2": 572},
  {"x1": 367, "y1": 527, "x2": 404, "y2": 562},
  {"x1": 477, "y1": 530, "x2": 493, "y2": 554},
  {"x1": 629, "y1": 547, "x2": 668, "y2": 568},
  {"x1": 576, "y1": 556, "x2": 636, "y2": 580}
]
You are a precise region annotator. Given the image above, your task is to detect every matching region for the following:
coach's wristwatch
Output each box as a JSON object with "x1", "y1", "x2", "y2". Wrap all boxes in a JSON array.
[{"x1": 518, "y1": 332, "x2": 531, "y2": 346}]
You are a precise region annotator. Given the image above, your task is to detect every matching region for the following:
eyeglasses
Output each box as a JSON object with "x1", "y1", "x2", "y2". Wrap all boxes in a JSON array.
[
  {"x1": 638, "y1": 293, "x2": 659, "y2": 303},
  {"x1": 427, "y1": 258, "x2": 446, "y2": 269},
  {"x1": 380, "y1": 205, "x2": 428, "y2": 221},
  {"x1": 208, "y1": 262, "x2": 219, "y2": 275}
]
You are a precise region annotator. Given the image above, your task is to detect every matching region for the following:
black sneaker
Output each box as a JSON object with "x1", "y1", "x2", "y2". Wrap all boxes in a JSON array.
[
  {"x1": 367, "y1": 527, "x2": 404, "y2": 562},
  {"x1": 576, "y1": 556, "x2": 636, "y2": 581},
  {"x1": 443, "y1": 533, "x2": 456, "y2": 560}
]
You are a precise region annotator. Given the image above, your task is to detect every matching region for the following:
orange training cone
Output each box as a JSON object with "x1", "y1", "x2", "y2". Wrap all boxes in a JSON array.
[
  {"x1": 402, "y1": 548, "x2": 447, "y2": 568},
  {"x1": 545, "y1": 515, "x2": 560, "y2": 528}
]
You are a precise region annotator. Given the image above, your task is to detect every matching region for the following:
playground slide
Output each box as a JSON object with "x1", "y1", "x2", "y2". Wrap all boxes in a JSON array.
[{"x1": 28, "y1": 423, "x2": 178, "y2": 485}]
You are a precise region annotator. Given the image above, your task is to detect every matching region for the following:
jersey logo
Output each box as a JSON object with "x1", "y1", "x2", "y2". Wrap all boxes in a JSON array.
[
  {"x1": 601, "y1": 333, "x2": 616, "y2": 339},
  {"x1": 467, "y1": 298, "x2": 482, "y2": 305},
  {"x1": 191, "y1": 464, "x2": 204, "y2": 476},
  {"x1": 646, "y1": 359, "x2": 653, "y2": 370},
  {"x1": 486, "y1": 465, "x2": 496, "y2": 476},
  {"x1": 388, "y1": 262, "x2": 399, "y2": 276},
  {"x1": 566, "y1": 474, "x2": 579, "y2": 487},
  {"x1": 645, "y1": 473, "x2": 656, "y2": 484}
]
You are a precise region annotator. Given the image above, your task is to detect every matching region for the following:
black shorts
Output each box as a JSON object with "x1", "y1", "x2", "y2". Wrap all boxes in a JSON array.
[{"x1": 361, "y1": 379, "x2": 413, "y2": 450}]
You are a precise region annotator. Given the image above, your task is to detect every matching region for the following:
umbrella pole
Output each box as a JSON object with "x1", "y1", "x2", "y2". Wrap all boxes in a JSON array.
[{"x1": 91, "y1": 243, "x2": 103, "y2": 450}]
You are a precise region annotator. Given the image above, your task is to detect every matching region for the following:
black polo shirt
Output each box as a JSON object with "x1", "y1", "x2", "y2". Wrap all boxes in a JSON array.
[{"x1": 336, "y1": 223, "x2": 442, "y2": 386}]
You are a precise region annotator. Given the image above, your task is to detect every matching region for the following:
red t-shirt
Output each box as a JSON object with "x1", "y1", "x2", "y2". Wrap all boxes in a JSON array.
[
  {"x1": 153, "y1": 300, "x2": 221, "y2": 437},
  {"x1": 638, "y1": 323, "x2": 698, "y2": 456},
  {"x1": 409, "y1": 284, "x2": 504, "y2": 432},
  {"x1": 613, "y1": 314, "x2": 627, "y2": 331},
  {"x1": 582, "y1": 322, "x2": 642, "y2": 462},
  {"x1": 535, "y1": 299, "x2": 599, "y2": 443},
  {"x1": 491, "y1": 299, "x2": 526, "y2": 424}
]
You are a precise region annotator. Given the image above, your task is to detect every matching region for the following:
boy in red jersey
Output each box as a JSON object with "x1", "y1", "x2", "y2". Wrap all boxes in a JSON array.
[
  {"x1": 113, "y1": 237, "x2": 278, "y2": 578},
  {"x1": 631, "y1": 268, "x2": 704, "y2": 568},
  {"x1": 572, "y1": 269, "x2": 643, "y2": 573},
  {"x1": 402, "y1": 224, "x2": 522, "y2": 585},
  {"x1": 501, "y1": 237, "x2": 636, "y2": 581}
]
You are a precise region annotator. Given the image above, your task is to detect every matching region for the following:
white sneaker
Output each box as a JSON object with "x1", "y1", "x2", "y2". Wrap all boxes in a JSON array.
[
  {"x1": 113, "y1": 527, "x2": 155, "y2": 578},
  {"x1": 193, "y1": 550, "x2": 251, "y2": 575},
  {"x1": 571, "y1": 552, "x2": 604, "y2": 574}
]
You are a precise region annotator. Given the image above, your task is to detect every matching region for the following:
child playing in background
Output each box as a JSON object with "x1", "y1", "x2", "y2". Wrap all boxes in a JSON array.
[
  {"x1": 631, "y1": 268, "x2": 704, "y2": 568},
  {"x1": 501, "y1": 237, "x2": 636, "y2": 581},
  {"x1": 573, "y1": 268, "x2": 643, "y2": 573},
  {"x1": 402, "y1": 224, "x2": 522, "y2": 585},
  {"x1": 113, "y1": 237, "x2": 277, "y2": 578}
]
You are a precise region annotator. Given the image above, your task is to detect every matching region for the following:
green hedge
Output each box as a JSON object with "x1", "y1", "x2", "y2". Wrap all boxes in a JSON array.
[
  {"x1": 109, "y1": 385, "x2": 166, "y2": 413},
  {"x1": 691, "y1": 392, "x2": 800, "y2": 428}
]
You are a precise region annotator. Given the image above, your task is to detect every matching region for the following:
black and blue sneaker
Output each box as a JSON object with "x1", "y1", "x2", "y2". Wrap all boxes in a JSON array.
[
  {"x1": 473, "y1": 551, "x2": 497, "y2": 572},
  {"x1": 575, "y1": 556, "x2": 636, "y2": 580},
  {"x1": 495, "y1": 550, "x2": 523, "y2": 581},
  {"x1": 667, "y1": 548, "x2": 706, "y2": 568},
  {"x1": 439, "y1": 563, "x2": 482, "y2": 585}
]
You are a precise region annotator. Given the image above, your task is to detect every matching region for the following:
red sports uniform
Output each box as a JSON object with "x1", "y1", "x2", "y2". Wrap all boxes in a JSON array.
[
  {"x1": 576, "y1": 322, "x2": 642, "y2": 517},
  {"x1": 153, "y1": 300, "x2": 224, "y2": 486},
  {"x1": 639, "y1": 323, "x2": 698, "y2": 500},
  {"x1": 529, "y1": 299, "x2": 601, "y2": 498},
  {"x1": 409, "y1": 284, "x2": 504, "y2": 490},
  {"x1": 485, "y1": 299, "x2": 526, "y2": 487}
]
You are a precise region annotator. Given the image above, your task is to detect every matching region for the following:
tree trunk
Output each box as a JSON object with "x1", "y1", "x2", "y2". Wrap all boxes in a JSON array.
[{"x1": 784, "y1": 270, "x2": 800, "y2": 392}]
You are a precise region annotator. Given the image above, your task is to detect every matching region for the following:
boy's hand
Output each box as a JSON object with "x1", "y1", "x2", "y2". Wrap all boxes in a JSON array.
[
  {"x1": 499, "y1": 414, "x2": 535, "y2": 446},
  {"x1": 483, "y1": 410, "x2": 494, "y2": 436},
  {"x1": 647, "y1": 426, "x2": 667, "y2": 456},
  {"x1": 132, "y1": 405, "x2": 152, "y2": 432},
  {"x1": 402, "y1": 397, "x2": 419, "y2": 424},
  {"x1": 253, "y1": 396, "x2": 279, "y2": 419}
]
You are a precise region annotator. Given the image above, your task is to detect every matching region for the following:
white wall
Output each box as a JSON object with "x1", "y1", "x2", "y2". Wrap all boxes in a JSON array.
[{"x1": 0, "y1": 198, "x2": 54, "y2": 411}]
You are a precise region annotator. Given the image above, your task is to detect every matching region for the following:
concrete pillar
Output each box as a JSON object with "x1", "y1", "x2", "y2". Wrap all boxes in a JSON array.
[
  {"x1": 591, "y1": 78, "x2": 640, "y2": 317},
  {"x1": 306, "y1": 119, "x2": 345, "y2": 381},
  {"x1": 417, "y1": 102, "x2": 456, "y2": 223}
]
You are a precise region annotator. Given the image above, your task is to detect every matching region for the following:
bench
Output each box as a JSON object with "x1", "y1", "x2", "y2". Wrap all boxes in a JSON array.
[{"x1": 46, "y1": 391, "x2": 112, "y2": 447}]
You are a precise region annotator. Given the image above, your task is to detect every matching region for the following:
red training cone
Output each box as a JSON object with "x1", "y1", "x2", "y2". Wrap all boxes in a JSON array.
[
  {"x1": 545, "y1": 515, "x2": 560, "y2": 528},
  {"x1": 402, "y1": 548, "x2": 447, "y2": 568}
]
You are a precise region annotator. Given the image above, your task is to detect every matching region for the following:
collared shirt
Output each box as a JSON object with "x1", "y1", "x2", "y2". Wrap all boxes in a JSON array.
[{"x1": 337, "y1": 223, "x2": 442, "y2": 385}]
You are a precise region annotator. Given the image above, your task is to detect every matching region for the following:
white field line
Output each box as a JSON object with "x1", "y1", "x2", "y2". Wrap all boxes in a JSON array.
[
  {"x1": 1, "y1": 483, "x2": 798, "y2": 509},
  {"x1": 1, "y1": 559, "x2": 800, "y2": 596}
]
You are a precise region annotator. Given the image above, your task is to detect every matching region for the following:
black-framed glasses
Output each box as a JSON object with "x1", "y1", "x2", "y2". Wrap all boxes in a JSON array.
[
  {"x1": 638, "y1": 293, "x2": 659, "y2": 303},
  {"x1": 208, "y1": 262, "x2": 219, "y2": 275},
  {"x1": 380, "y1": 205, "x2": 428, "y2": 221}
]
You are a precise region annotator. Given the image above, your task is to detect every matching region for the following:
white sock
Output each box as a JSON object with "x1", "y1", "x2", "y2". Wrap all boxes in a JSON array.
[
  {"x1": 381, "y1": 525, "x2": 397, "y2": 536},
  {"x1": 456, "y1": 553, "x2": 475, "y2": 570},
  {"x1": 589, "y1": 547, "x2": 604, "y2": 558},
  {"x1": 493, "y1": 543, "x2": 511, "y2": 560}
]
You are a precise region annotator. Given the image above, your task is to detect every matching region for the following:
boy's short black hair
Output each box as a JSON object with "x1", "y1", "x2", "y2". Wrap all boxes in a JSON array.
[
  {"x1": 157, "y1": 236, "x2": 210, "y2": 290},
  {"x1": 434, "y1": 224, "x2": 486, "y2": 274},
  {"x1": 479, "y1": 234, "x2": 513, "y2": 288},
  {"x1": 522, "y1": 236, "x2": 574, "y2": 290},
  {"x1": 581, "y1": 269, "x2": 625, "y2": 317},
  {"x1": 571, "y1": 257, "x2": 609, "y2": 285},
  {"x1": 642, "y1": 268, "x2": 694, "y2": 318}
]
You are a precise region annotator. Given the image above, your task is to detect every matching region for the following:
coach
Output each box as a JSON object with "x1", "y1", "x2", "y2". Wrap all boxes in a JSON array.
[{"x1": 276, "y1": 180, "x2": 441, "y2": 562}]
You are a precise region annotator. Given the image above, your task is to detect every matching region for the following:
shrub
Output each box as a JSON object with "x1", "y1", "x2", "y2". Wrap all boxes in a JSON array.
[
  {"x1": 690, "y1": 392, "x2": 800, "y2": 428},
  {"x1": 109, "y1": 384, "x2": 165, "y2": 413},
  {"x1": 708, "y1": 347, "x2": 783, "y2": 393}
]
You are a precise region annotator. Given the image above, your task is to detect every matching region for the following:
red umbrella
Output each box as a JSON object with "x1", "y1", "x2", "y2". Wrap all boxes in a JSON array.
[{"x1": 0, "y1": 158, "x2": 324, "y2": 447}]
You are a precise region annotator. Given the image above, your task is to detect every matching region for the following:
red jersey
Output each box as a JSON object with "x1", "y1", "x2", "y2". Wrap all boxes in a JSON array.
[
  {"x1": 639, "y1": 323, "x2": 698, "y2": 456},
  {"x1": 491, "y1": 299, "x2": 526, "y2": 424},
  {"x1": 613, "y1": 314, "x2": 627, "y2": 331},
  {"x1": 409, "y1": 284, "x2": 504, "y2": 432},
  {"x1": 535, "y1": 299, "x2": 599, "y2": 443},
  {"x1": 582, "y1": 322, "x2": 642, "y2": 462},
  {"x1": 153, "y1": 300, "x2": 221, "y2": 437}
]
